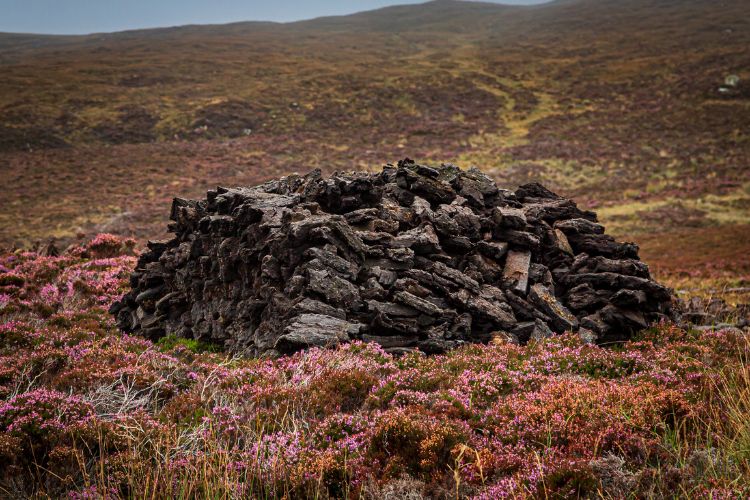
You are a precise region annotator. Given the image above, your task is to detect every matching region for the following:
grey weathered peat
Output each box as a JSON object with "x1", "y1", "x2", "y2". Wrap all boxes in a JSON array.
[{"x1": 111, "y1": 160, "x2": 673, "y2": 356}]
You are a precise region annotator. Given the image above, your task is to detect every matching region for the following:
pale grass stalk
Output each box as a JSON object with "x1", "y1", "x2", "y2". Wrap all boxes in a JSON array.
[
  {"x1": 651, "y1": 333, "x2": 750, "y2": 496},
  {"x1": 711, "y1": 340, "x2": 750, "y2": 476}
]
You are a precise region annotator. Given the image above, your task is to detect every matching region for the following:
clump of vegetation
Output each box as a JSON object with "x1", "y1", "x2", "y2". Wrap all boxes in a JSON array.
[
  {"x1": 156, "y1": 334, "x2": 219, "y2": 354},
  {"x1": 0, "y1": 235, "x2": 748, "y2": 498}
]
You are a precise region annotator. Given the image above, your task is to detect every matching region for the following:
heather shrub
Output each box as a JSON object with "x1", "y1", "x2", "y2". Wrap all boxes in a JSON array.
[
  {"x1": 0, "y1": 389, "x2": 93, "y2": 441},
  {"x1": 0, "y1": 273, "x2": 24, "y2": 287},
  {"x1": 367, "y1": 408, "x2": 470, "y2": 477},
  {"x1": 81, "y1": 234, "x2": 136, "y2": 259},
  {"x1": 0, "y1": 234, "x2": 749, "y2": 498},
  {"x1": 0, "y1": 388, "x2": 97, "y2": 495}
]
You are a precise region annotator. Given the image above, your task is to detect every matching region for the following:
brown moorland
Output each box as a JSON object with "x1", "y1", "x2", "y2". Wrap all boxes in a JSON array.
[{"x1": 1, "y1": 0, "x2": 749, "y2": 299}]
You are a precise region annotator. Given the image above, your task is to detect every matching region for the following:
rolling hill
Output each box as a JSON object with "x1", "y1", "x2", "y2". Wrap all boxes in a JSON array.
[{"x1": 0, "y1": 0, "x2": 748, "y2": 297}]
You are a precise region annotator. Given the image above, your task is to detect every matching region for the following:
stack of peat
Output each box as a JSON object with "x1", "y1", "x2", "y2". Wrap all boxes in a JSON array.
[{"x1": 111, "y1": 160, "x2": 673, "y2": 356}]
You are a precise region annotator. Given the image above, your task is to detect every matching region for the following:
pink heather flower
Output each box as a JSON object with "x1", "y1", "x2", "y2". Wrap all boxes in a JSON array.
[
  {"x1": 472, "y1": 477, "x2": 520, "y2": 499},
  {"x1": 68, "y1": 485, "x2": 118, "y2": 499},
  {"x1": 40, "y1": 283, "x2": 60, "y2": 303},
  {"x1": 0, "y1": 388, "x2": 94, "y2": 438}
]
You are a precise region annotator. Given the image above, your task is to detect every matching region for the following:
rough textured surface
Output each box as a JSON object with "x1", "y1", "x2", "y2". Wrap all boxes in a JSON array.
[{"x1": 111, "y1": 160, "x2": 674, "y2": 356}]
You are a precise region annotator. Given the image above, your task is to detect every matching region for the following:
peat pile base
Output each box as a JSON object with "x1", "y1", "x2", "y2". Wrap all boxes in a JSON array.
[{"x1": 111, "y1": 160, "x2": 673, "y2": 356}]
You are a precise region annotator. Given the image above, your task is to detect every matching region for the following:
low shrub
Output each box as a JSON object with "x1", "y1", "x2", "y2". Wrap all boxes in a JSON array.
[{"x1": 0, "y1": 234, "x2": 748, "y2": 498}]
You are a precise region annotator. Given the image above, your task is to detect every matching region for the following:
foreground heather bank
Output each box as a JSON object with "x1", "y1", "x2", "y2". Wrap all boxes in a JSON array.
[{"x1": 0, "y1": 235, "x2": 748, "y2": 498}]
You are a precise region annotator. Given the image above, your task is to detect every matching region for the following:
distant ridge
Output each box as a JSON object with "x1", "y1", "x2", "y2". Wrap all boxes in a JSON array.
[
  {"x1": 0, "y1": 0, "x2": 545, "y2": 40},
  {"x1": 288, "y1": 0, "x2": 515, "y2": 33},
  {"x1": 3, "y1": 0, "x2": 741, "y2": 51}
]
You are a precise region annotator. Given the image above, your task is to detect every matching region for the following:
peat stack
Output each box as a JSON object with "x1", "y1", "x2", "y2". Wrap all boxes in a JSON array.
[{"x1": 111, "y1": 160, "x2": 673, "y2": 356}]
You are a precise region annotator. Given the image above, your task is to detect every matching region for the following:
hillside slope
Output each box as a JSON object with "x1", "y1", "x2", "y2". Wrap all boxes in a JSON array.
[{"x1": 0, "y1": 0, "x2": 748, "y2": 296}]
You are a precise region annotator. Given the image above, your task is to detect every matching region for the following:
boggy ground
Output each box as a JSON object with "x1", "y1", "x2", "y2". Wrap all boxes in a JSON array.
[
  {"x1": 1, "y1": 235, "x2": 749, "y2": 498},
  {"x1": 1, "y1": 0, "x2": 749, "y2": 304}
]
